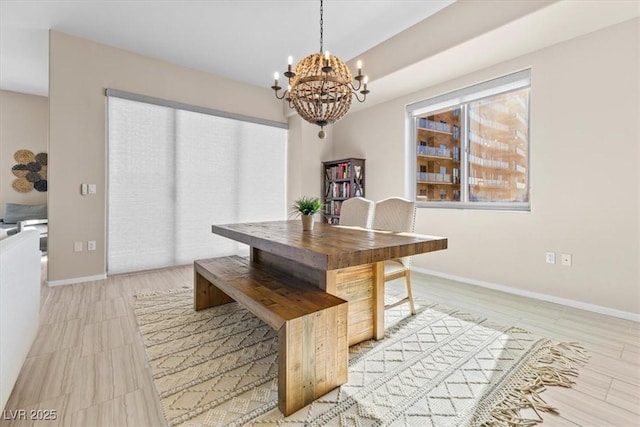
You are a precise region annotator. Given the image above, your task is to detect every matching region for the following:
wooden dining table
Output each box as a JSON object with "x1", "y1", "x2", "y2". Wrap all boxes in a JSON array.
[{"x1": 210, "y1": 220, "x2": 448, "y2": 345}]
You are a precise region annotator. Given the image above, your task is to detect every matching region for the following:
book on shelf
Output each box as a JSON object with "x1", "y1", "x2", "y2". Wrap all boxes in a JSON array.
[
  {"x1": 325, "y1": 162, "x2": 352, "y2": 180},
  {"x1": 324, "y1": 200, "x2": 343, "y2": 216},
  {"x1": 328, "y1": 182, "x2": 352, "y2": 199}
]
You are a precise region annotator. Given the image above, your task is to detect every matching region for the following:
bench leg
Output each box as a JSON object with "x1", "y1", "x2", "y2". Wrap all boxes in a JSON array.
[
  {"x1": 278, "y1": 302, "x2": 348, "y2": 416},
  {"x1": 194, "y1": 270, "x2": 234, "y2": 311}
]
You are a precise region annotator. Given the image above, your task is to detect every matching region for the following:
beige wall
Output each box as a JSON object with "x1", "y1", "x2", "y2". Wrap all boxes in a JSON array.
[
  {"x1": 0, "y1": 90, "x2": 48, "y2": 211},
  {"x1": 345, "y1": 0, "x2": 556, "y2": 85},
  {"x1": 49, "y1": 31, "x2": 286, "y2": 282},
  {"x1": 334, "y1": 19, "x2": 640, "y2": 315},
  {"x1": 286, "y1": 116, "x2": 334, "y2": 214}
]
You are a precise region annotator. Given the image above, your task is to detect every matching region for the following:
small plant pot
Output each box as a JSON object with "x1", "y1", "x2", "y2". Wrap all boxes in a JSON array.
[{"x1": 301, "y1": 215, "x2": 314, "y2": 231}]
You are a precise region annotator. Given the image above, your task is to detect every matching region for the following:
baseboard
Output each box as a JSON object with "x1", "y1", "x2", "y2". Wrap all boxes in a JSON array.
[
  {"x1": 412, "y1": 267, "x2": 640, "y2": 323},
  {"x1": 47, "y1": 273, "x2": 107, "y2": 287}
]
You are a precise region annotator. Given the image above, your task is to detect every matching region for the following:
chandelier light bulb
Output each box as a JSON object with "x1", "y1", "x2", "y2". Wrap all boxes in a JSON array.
[
  {"x1": 357, "y1": 60, "x2": 362, "y2": 70},
  {"x1": 288, "y1": 56, "x2": 293, "y2": 66},
  {"x1": 324, "y1": 51, "x2": 330, "y2": 60},
  {"x1": 274, "y1": 72, "x2": 279, "y2": 81}
]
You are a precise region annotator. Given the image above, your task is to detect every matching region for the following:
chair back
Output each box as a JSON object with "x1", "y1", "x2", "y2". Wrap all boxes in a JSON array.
[
  {"x1": 372, "y1": 197, "x2": 416, "y2": 233},
  {"x1": 339, "y1": 197, "x2": 375, "y2": 228},
  {"x1": 373, "y1": 197, "x2": 416, "y2": 268}
]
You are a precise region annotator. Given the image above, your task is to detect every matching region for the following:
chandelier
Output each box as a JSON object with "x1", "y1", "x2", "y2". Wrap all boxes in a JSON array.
[{"x1": 271, "y1": 0, "x2": 369, "y2": 139}]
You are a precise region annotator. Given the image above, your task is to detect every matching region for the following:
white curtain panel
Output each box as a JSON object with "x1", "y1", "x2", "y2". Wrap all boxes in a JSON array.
[{"x1": 107, "y1": 97, "x2": 286, "y2": 274}]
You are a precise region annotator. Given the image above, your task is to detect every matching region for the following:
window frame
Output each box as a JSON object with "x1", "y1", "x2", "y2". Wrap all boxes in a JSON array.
[{"x1": 406, "y1": 69, "x2": 531, "y2": 211}]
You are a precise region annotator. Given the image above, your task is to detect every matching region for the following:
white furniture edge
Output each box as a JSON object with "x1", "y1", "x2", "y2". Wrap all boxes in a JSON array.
[
  {"x1": 1, "y1": 230, "x2": 41, "y2": 409},
  {"x1": 412, "y1": 266, "x2": 640, "y2": 323}
]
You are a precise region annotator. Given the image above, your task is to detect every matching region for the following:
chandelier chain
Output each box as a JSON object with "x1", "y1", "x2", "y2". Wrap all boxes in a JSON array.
[{"x1": 319, "y1": 0, "x2": 323, "y2": 53}]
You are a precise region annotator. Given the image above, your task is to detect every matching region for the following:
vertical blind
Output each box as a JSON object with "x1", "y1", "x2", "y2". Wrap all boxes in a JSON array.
[{"x1": 107, "y1": 96, "x2": 287, "y2": 274}]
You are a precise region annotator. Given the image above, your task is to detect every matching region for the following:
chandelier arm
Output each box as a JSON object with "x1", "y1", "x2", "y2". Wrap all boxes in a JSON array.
[
  {"x1": 272, "y1": 88, "x2": 289, "y2": 100},
  {"x1": 352, "y1": 91, "x2": 367, "y2": 103},
  {"x1": 350, "y1": 80, "x2": 363, "y2": 92}
]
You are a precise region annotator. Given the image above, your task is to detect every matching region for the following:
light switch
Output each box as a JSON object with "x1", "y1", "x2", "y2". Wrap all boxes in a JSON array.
[
  {"x1": 81, "y1": 184, "x2": 88, "y2": 195},
  {"x1": 74, "y1": 241, "x2": 83, "y2": 252},
  {"x1": 88, "y1": 184, "x2": 97, "y2": 194}
]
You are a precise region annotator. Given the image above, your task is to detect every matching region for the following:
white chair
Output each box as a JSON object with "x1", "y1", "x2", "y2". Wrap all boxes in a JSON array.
[
  {"x1": 372, "y1": 197, "x2": 417, "y2": 315},
  {"x1": 339, "y1": 197, "x2": 375, "y2": 228}
]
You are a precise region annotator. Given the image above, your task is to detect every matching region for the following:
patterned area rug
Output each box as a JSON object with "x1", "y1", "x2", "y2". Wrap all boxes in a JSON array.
[{"x1": 134, "y1": 289, "x2": 586, "y2": 427}]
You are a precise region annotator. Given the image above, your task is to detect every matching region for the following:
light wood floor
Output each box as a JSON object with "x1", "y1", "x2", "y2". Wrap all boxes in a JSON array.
[{"x1": 1, "y1": 259, "x2": 638, "y2": 426}]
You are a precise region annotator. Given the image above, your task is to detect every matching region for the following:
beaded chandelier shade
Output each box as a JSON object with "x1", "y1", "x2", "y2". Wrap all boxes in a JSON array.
[
  {"x1": 271, "y1": 0, "x2": 369, "y2": 139},
  {"x1": 290, "y1": 53, "x2": 353, "y2": 129}
]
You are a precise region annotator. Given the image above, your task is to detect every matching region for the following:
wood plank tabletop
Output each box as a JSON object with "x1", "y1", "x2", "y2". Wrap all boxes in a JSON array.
[{"x1": 211, "y1": 220, "x2": 447, "y2": 271}]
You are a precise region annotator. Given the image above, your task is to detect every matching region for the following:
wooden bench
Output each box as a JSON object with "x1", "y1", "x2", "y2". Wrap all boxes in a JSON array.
[{"x1": 194, "y1": 255, "x2": 349, "y2": 416}]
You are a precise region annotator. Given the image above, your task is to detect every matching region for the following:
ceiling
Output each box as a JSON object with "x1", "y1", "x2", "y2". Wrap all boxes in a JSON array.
[{"x1": 0, "y1": 0, "x2": 455, "y2": 96}]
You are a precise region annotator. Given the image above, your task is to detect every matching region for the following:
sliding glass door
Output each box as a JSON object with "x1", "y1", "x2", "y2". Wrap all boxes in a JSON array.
[{"x1": 107, "y1": 96, "x2": 287, "y2": 274}]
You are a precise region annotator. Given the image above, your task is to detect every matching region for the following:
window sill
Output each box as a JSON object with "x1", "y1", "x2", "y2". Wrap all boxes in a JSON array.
[{"x1": 416, "y1": 201, "x2": 530, "y2": 212}]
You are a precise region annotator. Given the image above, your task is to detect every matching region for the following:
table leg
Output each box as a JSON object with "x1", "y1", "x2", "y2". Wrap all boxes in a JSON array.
[
  {"x1": 373, "y1": 261, "x2": 385, "y2": 340},
  {"x1": 251, "y1": 248, "x2": 386, "y2": 345},
  {"x1": 194, "y1": 265, "x2": 234, "y2": 311}
]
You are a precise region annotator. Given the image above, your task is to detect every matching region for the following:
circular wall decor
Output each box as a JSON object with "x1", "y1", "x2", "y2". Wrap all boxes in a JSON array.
[
  {"x1": 35, "y1": 152, "x2": 48, "y2": 165},
  {"x1": 14, "y1": 149, "x2": 35, "y2": 164},
  {"x1": 11, "y1": 164, "x2": 29, "y2": 178},
  {"x1": 12, "y1": 178, "x2": 34, "y2": 193},
  {"x1": 11, "y1": 150, "x2": 47, "y2": 192},
  {"x1": 34, "y1": 180, "x2": 48, "y2": 192}
]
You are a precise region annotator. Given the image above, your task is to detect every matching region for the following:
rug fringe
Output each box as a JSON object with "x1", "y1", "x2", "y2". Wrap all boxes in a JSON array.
[{"x1": 476, "y1": 341, "x2": 588, "y2": 427}]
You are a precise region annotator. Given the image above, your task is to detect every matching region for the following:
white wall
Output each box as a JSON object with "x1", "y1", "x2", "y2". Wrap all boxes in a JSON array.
[{"x1": 334, "y1": 19, "x2": 640, "y2": 315}]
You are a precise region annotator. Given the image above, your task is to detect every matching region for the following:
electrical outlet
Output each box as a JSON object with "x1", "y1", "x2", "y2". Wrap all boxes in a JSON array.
[
  {"x1": 561, "y1": 253, "x2": 572, "y2": 267},
  {"x1": 74, "y1": 241, "x2": 83, "y2": 252},
  {"x1": 88, "y1": 240, "x2": 96, "y2": 251},
  {"x1": 88, "y1": 184, "x2": 97, "y2": 194},
  {"x1": 545, "y1": 251, "x2": 556, "y2": 264}
]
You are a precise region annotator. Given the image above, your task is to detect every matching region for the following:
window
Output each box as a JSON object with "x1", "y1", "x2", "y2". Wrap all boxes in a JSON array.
[
  {"x1": 407, "y1": 70, "x2": 530, "y2": 210},
  {"x1": 107, "y1": 93, "x2": 287, "y2": 274}
]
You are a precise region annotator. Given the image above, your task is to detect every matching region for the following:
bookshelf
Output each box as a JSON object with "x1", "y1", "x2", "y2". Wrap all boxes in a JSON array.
[{"x1": 322, "y1": 158, "x2": 365, "y2": 224}]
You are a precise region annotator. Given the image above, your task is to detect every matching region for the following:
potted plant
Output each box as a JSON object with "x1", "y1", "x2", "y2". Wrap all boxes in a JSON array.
[{"x1": 291, "y1": 196, "x2": 323, "y2": 231}]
